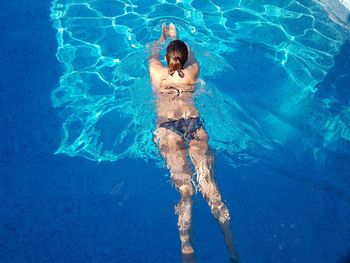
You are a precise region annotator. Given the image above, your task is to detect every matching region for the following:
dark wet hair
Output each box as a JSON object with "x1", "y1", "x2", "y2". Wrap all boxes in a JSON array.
[{"x1": 166, "y1": 40, "x2": 188, "y2": 78}]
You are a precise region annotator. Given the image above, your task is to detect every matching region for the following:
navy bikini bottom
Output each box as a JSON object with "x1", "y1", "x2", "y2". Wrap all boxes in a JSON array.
[{"x1": 159, "y1": 117, "x2": 203, "y2": 144}]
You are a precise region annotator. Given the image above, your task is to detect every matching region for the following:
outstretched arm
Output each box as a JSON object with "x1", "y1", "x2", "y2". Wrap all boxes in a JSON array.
[{"x1": 149, "y1": 23, "x2": 168, "y2": 61}]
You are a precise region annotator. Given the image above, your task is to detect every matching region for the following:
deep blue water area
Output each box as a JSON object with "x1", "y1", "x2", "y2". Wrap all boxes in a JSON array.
[{"x1": 1, "y1": 1, "x2": 350, "y2": 263}]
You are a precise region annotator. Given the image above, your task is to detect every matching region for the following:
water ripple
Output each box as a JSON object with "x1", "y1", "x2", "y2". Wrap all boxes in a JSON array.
[{"x1": 50, "y1": 0, "x2": 349, "y2": 166}]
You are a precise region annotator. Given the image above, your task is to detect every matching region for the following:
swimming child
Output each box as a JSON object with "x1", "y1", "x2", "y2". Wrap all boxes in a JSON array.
[{"x1": 149, "y1": 23, "x2": 239, "y2": 263}]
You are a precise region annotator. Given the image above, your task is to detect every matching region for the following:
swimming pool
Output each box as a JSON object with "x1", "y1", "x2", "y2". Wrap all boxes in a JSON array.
[{"x1": 1, "y1": 0, "x2": 350, "y2": 262}]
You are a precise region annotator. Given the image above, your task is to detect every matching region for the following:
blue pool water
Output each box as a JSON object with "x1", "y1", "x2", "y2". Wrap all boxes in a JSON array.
[{"x1": 1, "y1": 0, "x2": 350, "y2": 262}]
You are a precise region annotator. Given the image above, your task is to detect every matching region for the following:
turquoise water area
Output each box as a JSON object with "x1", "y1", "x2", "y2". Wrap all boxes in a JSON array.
[
  {"x1": 47, "y1": 0, "x2": 350, "y2": 262},
  {"x1": 50, "y1": 0, "x2": 349, "y2": 167}
]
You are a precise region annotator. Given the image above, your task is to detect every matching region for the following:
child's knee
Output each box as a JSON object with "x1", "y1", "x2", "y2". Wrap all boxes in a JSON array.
[
  {"x1": 180, "y1": 183, "x2": 194, "y2": 197},
  {"x1": 172, "y1": 172, "x2": 194, "y2": 197}
]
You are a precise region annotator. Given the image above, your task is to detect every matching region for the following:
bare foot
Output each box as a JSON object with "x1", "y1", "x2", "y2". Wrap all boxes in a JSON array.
[
  {"x1": 168, "y1": 23, "x2": 177, "y2": 39},
  {"x1": 228, "y1": 244, "x2": 239, "y2": 263},
  {"x1": 182, "y1": 244, "x2": 194, "y2": 254},
  {"x1": 220, "y1": 220, "x2": 240, "y2": 262},
  {"x1": 181, "y1": 241, "x2": 195, "y2": 262},
  {"x1": 182, "y1": 253, "x2": 196, "y2": 263}
]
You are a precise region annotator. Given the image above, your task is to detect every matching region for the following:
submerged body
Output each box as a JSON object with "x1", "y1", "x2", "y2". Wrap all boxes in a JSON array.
[
  {"x1": 151, "y1": 50, "x2": 200, "y2": 126},
  {"x1": 149, "y1": 23, "x2": 239, "y2": 263},
  {"x1": 151, "y1": 55, "x2": 202, "y2": 144}
]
